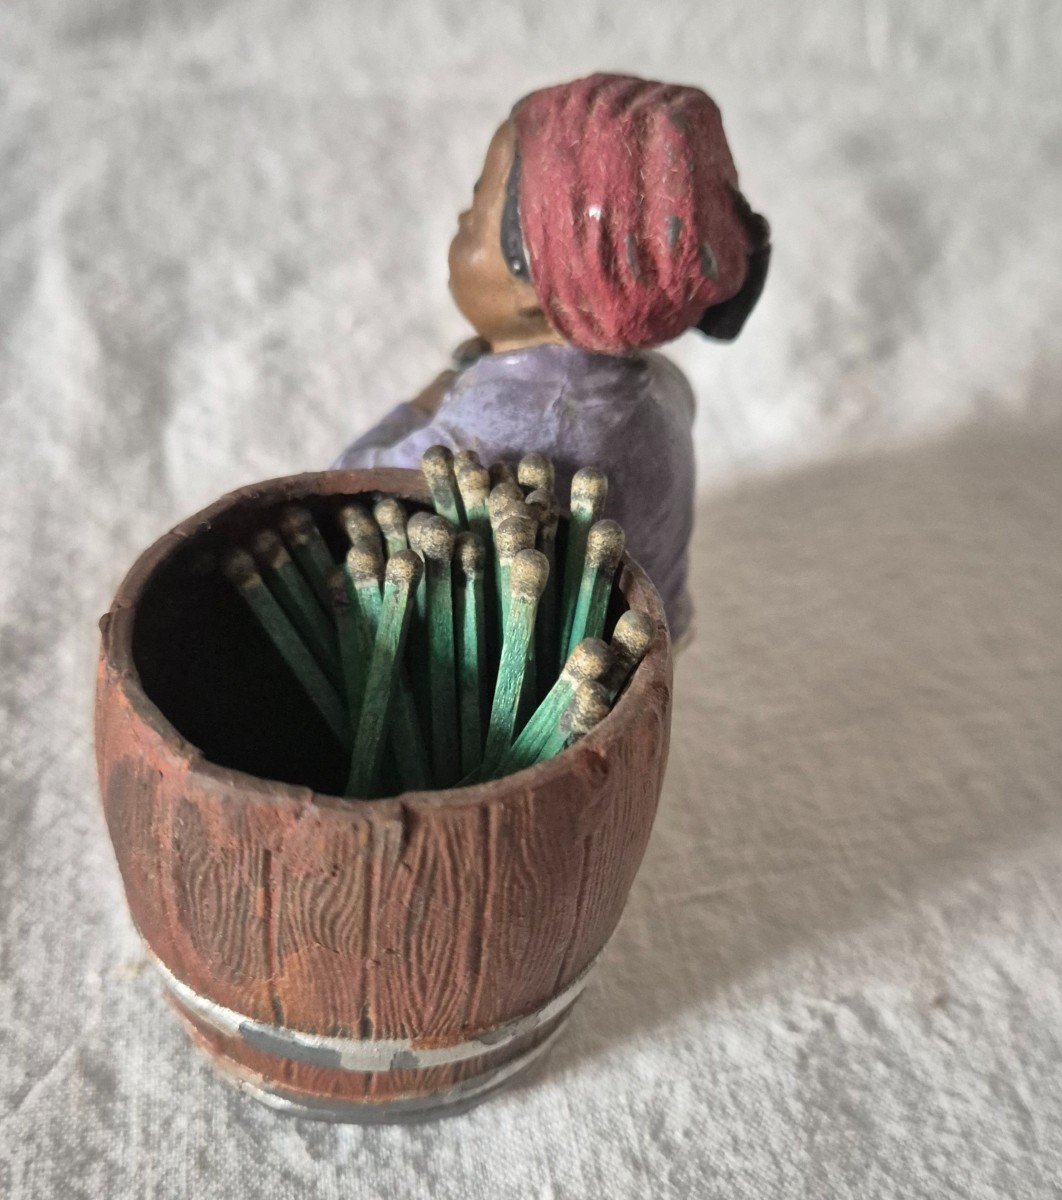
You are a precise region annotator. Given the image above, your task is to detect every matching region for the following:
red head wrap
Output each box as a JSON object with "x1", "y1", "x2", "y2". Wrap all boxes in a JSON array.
[{"x1": 512, "y1": 73, "x2": 762, "y2": 355}]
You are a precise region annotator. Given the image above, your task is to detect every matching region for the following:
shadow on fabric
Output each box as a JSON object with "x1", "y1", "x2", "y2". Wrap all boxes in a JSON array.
[{"x1": 531, "y1": 412, "x2": 1062, "y2": 1083}]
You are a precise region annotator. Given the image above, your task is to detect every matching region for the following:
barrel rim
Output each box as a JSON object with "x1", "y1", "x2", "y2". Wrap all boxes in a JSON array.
[{"x1": 96, "y1": 467, "x2": 672, "y2": 817}]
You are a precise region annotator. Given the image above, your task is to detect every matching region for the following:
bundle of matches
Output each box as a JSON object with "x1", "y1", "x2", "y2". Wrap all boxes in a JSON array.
[{"x1": 220, "y1": 447, "x2": 655, "y2": 799}]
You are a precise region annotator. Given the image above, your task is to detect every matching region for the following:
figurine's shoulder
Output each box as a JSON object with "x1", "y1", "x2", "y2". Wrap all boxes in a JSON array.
[{"x1": 640, "y1": 350, "x2": 696, "y2": 421}]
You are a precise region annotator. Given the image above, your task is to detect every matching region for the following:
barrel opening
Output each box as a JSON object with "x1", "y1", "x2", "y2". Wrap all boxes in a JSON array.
[{"x1": 131, "y1": 494, "x2": 429, "y2": 795}]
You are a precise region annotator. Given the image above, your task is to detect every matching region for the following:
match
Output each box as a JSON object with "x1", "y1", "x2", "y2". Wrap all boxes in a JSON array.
[
  {"x1": 223, "y1": 549, "x2": 346, "y2": 745},
  {"x1": 345, "y1": 551, "x2": 423, "y2": 798},
  {"x1": 482, "y1": 549, "x2": 549, "y2": 771},
  {"x1": 558, "y1": 466, "x2": 608, "y2": 669},
  {"x1": 566, "y1": 519, "x2": 625, "y2": 658}
]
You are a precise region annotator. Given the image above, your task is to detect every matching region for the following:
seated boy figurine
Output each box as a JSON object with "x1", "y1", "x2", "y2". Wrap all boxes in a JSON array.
[{"x1": 334, "y1": 73, "x2": 769, "y2": 640}]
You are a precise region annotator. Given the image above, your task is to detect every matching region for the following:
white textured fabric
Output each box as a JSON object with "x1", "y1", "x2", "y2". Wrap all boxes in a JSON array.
[{"x1": 2, "y1": 3, "x2": 1061, "y2": 1196}]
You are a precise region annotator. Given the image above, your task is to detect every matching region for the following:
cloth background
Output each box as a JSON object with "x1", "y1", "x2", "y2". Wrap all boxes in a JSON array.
[{"x1": 2, "y1": 2, "x2": 1060, "y2": 1196}]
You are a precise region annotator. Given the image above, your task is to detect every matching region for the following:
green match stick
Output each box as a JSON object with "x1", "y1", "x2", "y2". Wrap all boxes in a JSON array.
[
  {"x1": 278, "y1": 504, "x2": 336, "y2": 614},
  {"x1": 518, "y1": 452, "x2": 555, "y2": 497},
  {"x1": 421, "y1": 445, "x2": 465, "y2": 528},
  {"x1": 489, "y1": 460, "x2": 518, "y2": 490},
  {"x1": 344, "y1": 540, "x2": 384, "y2": 635},
  {"x1": 420, "y1": 514, "x2": 460, "y2": 787},
  {"x1": 223, "y1": 549, "x2": 346, "y2": 745},
  {"x1": 453, "y1": 532, "x2": 487, "y2": 777},
  {"x1": 567, "y1": 519, "x2": 625, "y2": 658},
  {"x1": 526, "y1": 487, "x2": 559, "y2": 700},
  {"x1": 344, "y1": 542, "x2": 429, "y2": 794},
  {"x1": 494, "y1": 513, "x2": 536, "y2": 632},
  {"x1": 373, "y1": 497, "x2": 408, "y2": 557},
  {"x1": 492, "y1": 637, "x2": 613, "y2": 778},
  {"x1": 558, "y1": 467, "x2": 608, "y2": 669},
  {"x1": 482, "y1": 549, "x2": 549, "y2": 771},
  {"x1": 537, "y1": 679, "x2": 612, "y2": 763},
  {"x1": 456, "y1": 462, "x2": 492, "y2": 547},
  {"x1": 345, "y1": 551, "x2": 423, "y2": 798},
  {"x1": 252, "y1": 529, "x2": 341, "y2": 687},
  {"x1": 457, "y1": 461, "x2": 497, "y2": 669},
  {"x1": 326, "y1": 565, "x2": 367, "y2": 738},
  {"x1": 604, "y1": 609, "x2": 655, "y2": 701}
]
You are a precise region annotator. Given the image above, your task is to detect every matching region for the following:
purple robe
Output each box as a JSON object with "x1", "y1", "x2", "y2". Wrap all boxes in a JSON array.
[{"x1": 333, "y1": 343, "x2": 695, "y2": 638}]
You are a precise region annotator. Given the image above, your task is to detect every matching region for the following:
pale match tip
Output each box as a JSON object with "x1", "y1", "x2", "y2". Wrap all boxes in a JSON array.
[
  {"x1": 278, "y1": 504, "x2": 315, "y2": 537},
  {"x1": 406, "y1": 510, "x2": 434, "y2": 551},
  {"x1": 518, "y1": 452, "x2": 554, "y2": 491},
  {"x1": 454, "y1": 531, "x2": 486, "y2": 575},
  {"x1": 495, "y1": 513, "x2": 536, "y2": 558},
  {"x1": 457, "y1": 461, "x2": 491, "y2": 499},
  {"x1": 571, "y1": 466, "x2": 608, "y2": 504},
  {"x1": 419, "y1": 513, "x2": 456, "y2": 561},
  {"x1": 567, "y1": 680, "x2": 611, "y2": 736},
  {"x1": 222, "y1": 548, "x2": 259, "y2": 586},
  {"x1": 386, "y1": 549, "x2": 424, "y2": 588},
  {"x1": 373, "y1": 496, "x2": 405, "y2": 525},
  {"x1": 420, "y1": 444, "x2": 454, "y2": 479},
  {"x1": 338, "y1": 503, "x2": 377, "y2": 541},
  {"x1": 251, "y1": 527, "x2": 288, "y2": 567},
  {"x1": 509, "y1": 548, "x2": 549, "y2": 597},
  {"x1": 612, "y1": 610, "x2": 654, "y2": 660},
  {"x1": 346, "y1": 541, "x2": 383, "y2": 581},
  {"x1": 565, "y1": 638, "x2": 614, "y2": 682},
  {"x1": 586, "y1": 519, "x2": 625, "y2": 568},
  {"x1": 325, "y1": 566, "x2": 348, "y2": 607}
]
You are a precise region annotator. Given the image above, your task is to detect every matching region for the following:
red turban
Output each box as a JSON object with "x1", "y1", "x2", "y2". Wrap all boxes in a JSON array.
[{"x1": 513, "y1": 74, "x2": 762, "y2": 355}]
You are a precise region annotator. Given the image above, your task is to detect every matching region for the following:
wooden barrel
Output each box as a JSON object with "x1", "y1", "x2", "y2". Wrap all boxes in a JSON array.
[{"x1": 95, "y1": 468, "x2": 673, "y2": 1122}]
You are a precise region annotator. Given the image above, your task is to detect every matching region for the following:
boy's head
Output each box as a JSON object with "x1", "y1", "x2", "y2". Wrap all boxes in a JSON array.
[{"x1": 449, "y1": 73, "x2": 770, "y2": 355}]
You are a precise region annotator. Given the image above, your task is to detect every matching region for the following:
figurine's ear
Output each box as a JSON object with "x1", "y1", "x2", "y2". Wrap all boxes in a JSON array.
[{"x1": 696, "y1": 200, "x2": 770, "y2": 342}]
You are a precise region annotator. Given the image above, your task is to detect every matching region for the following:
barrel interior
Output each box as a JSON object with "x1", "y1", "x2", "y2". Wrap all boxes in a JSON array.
[{"x1": 132, "y1": 489, "x2": 630, "y2": 798}]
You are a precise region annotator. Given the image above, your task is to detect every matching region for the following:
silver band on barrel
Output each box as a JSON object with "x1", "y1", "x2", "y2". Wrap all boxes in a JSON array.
[
  {"x1": 227, "y1": 1022, "x2": 569, "y2": 1124},
  {"x1": 153, "y1": 952, "x2": 597, "y2": 1074}
]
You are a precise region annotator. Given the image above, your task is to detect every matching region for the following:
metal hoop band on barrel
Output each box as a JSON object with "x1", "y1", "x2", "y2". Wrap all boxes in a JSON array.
[
  {"x1": 154, "y1": 952, "x2": 598, "y2": 1074},
  {"x1": 219, "y1": 1022, "x2": 570, "y2": 1124}
]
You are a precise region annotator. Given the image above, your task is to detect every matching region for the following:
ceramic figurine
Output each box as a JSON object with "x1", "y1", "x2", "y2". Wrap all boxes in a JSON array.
[{"x1": 334, "y1": 72, "x2": 770, "y2": 639}]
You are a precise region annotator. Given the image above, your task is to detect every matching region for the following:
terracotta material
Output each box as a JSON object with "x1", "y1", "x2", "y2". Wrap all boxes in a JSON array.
[{"x1": 95, "y1": 468, "x2": 673, "y2": 1120}]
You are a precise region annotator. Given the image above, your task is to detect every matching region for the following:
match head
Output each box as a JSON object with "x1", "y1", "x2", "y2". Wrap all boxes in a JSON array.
[
  {"x1": 524, "y1": 487, "x2": 557, "y2": 528},
  {"x1": 278, "y1": 504, "x2": 315, "y2": 541},
  {"x1": 585, "y1": 519, "x2": 625, "y2": 571},
  {"x1": 509, "y1": 548, "x2": 550, "y2": 598},
  {"x1": 456, "y1": 462, "x2": 491, "y2": 505},
  {"x1": 251, "y1": 528, "x2": 290, "y2": 569},
  {"x1": 418, "y1": 513, "x2": 456, "y2": 561},
  {"x1": 222, "y1": 548, "x2": 261, "y2": 587},
  {"x1": 454, "y1": 449, "x2": 481, "y2": 472},
  {"x1": 495, "y1": 514, "x2": 537, "y2": 561},
  {"x1": 373, "y1": 497, "x2": 406, "y2": 537},
  {"x1": 571, "y1": 466, "x2": 608, "y2": 511},
  {"x1": 454, "y1": 531, "x2": 486, "y2": 577},
  {"x1": 346, "y1": 540, "x2": 383, "y2": 584},
  {"x1": 489, "y1": 478, "x2": 522, "y2": 503},
  {"x1": 325, "y1": 566, "x2": 349, "y2": 610},
  {"x1": 337, "y1": 503, "x2": 378, "y2": 545},
  {"x1": 420, "y1": 444, "x2": 455, "y2": 483},
  {"x1": 405, "y1": 510, "x2": 434, "y2": 553},
  {"x1": 385, "y1": 549, "x2": 424, "y2": 589},
  {"x1": 612, "y1": 609, "x2": 655, "y2": 664},
  {"x1": 489, "y1": 461, "x2": 518, "y2": 489},
  {"x1": 564, "y1": 680, "x2": 611, "y2": 738},
  {"x1": 564, "y1": 638, "x2": 614, "y2": 683},
  {"x1": 518, "y1": 452, "x2": 555, "y2": 493}
]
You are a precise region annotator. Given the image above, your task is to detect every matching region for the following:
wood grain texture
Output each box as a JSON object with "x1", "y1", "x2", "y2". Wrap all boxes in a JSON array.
[{"x1": 95, "y1": 468, "x2": 672, "y2": 1109}]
